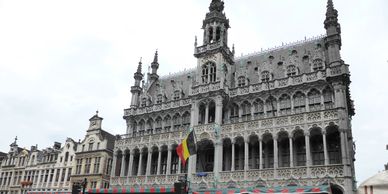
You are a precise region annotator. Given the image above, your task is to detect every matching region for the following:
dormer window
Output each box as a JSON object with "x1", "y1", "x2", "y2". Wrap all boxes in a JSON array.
[
  {"x1": 238, "y1": 76, "x2": 246, "y2": 87},
  {"x1": 173, "y1": 91, "x2": 180, "y2": 100},
  {"x1": 261, "y1": 71, "x2": 270, "y2": 82},
  {"x1": 286, "y1": 65, "x2": 298, "y2": 77},
  {"x1": 156, "y1": 94, "x2": 163, "y2": 104},
  {"x1": 141, "y1": 98, "x2": 147, "y2": 107},
  {"x1": 313, "y1": 59, "x2": 324, "y2": 71}
]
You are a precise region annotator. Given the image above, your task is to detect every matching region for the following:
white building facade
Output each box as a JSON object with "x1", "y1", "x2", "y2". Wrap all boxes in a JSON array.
[{"x1": 110, "y1": 1, "x2": 356, "y2": 194}]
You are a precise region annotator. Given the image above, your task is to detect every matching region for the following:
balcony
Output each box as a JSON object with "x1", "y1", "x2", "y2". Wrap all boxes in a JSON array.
[
  {"x1": 124, "y1": 98, "x2": 191, "y2": 117},
  {"x1": 110, "y1": 174, "x2": 182, "y2": 187}
]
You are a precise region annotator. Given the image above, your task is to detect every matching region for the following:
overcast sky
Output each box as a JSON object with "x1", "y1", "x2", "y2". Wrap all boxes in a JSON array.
[{"x1": 0, "y1": 0, "x2": 387, "y2": 185}]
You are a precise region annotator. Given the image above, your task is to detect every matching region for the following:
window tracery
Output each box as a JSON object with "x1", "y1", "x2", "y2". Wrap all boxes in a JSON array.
[
  {"x1": 293, "y1": 92, "x2": 306, "y2": 113},
  {"x1": 313, "y1": 59, "x2": 324, "y2": 71},
  {"x1": 286, "y1": 65, "x2": 298, "y2": 77},
  {"x1": 261, "y1": 71, "x2": 270, "y2": 82},
  {"x1": 237, "y1": 76, "x2": 246, "y2": 87}
]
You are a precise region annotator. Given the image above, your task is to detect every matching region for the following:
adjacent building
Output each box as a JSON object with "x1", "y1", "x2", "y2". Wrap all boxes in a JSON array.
[
  {"x1": 0, "y1": 113, "x2": 115, "y2": 194},
  {"x1": 70, "y1": 112, "x2": 115, "y2": 190},
  {"x1": 111, "y1": 0, "x2": 356, "y2": 194}
]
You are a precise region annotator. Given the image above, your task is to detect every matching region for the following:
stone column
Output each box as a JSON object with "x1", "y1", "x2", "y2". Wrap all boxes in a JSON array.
[
  {"x1": 231, "y1": 141, "x2": 235, "y2": 171},
  {"x1": 340, "y1": 130, "x2": 347, "y2": 165},
  {"x1": 205, "y1": 105, "x2": 209, "y2": 124},
  {"x1": 215, "y1": 97, "x2": 223, "y2": 124},
  {"x1": 273, "y1": 136, "x2": 278, "y2": 169},
  {"x1": 111, "y1": 153, "x2": 118, "y2": 177},
  {"x1": 63, "y1": 168, "x2": 69, "y2": 185},
  {"x1": 36, "y1": 170, "x2": 42, "y2": 187},
  {"x1": 146, "y1": 151, "x2": 152, "y2": 176},
  {"x1": 238, "y1": 106, "x2": 243, "y2": 122},
  {"x1": 51, "y1": 168, "x2": 57, "y2": 187},
  {"x1": 250, "y1": 105, "x2": 255, "y2": 120},
  {"x1": 178, "y1": 158, "x2": 182, "y2": 174},
  {"x1": 120, "y1": 154, "x2": 126, "y2": 176},
  {"x1": 244, "y1": 139, "x2": 249, "y2": 171},
  {"x1": 190, "y1": 103, "x2": 198, "y2": 126},
  {"x1": 157, "y1": 150, "x2": 162, "y2": 175},
  {"x1": 219, "y1": 141, "x2": 223, "y2": 172},
  {"x1": 259, "y1": 138, "x2": 263, "y2": 169},
  {"x1": 322, "y1": 132, "x2": 329, "y2": 165},
  {"x1": 128, "y1": 150, "x2": 134, "y2": 176},
  {"x1": 289, "y1": 136, "x2": 294, "y2": 168},
  {"x1": 290, "y1": 96, "x2": 295, "y2": 114},
  {"x1": 166, "y1": 147, "x2": 172, "y2": 175},
  {"x1": 137, "y1": 152, "x2": 143, "y2": 176},
  {"x1": 305, "y1": 132, "x2": 311, "y2": 166},
  {"x1": 305, "y1": 97, "x2": 310, "y2": 112}
]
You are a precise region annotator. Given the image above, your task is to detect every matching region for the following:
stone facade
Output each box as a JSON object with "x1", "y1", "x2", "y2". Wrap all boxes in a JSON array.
[
  {"x1": 69, "y1": 112, "x2": 115, "y2": 190},
  {"x1": 0, "y1": 138, "x2": 76, "y2": 194},
  {"x1": 0, "y1": 113, "x2": 116, "y2": 194},
  {"x1": 110, "y1": 0, "x2": 356, "y2": 194}
]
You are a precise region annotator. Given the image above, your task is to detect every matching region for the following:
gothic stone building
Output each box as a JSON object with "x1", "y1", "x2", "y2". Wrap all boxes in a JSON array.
[{"x1": 110, "y1": 0, "x2": 356, "y2": 194}]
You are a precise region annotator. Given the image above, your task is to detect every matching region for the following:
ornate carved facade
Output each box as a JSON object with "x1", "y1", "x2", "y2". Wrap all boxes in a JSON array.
[{"x1": 111, "y1": 1, "x2": 356, "y2": 194}]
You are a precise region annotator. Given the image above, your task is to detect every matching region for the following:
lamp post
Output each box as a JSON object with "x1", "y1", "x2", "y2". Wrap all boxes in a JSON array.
[{"x1": 82, "y1": 178, "x2": 87, "y2": 194}]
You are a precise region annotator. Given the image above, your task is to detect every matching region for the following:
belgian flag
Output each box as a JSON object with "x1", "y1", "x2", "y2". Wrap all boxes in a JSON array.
[{"x1": 176, "y1": 130, "x2": 196, "y2": 166}]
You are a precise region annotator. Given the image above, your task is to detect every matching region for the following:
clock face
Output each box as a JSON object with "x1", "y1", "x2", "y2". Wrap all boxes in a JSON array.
[{"x1": 91, "y1": 121, "x2": 97, "y2": 126}]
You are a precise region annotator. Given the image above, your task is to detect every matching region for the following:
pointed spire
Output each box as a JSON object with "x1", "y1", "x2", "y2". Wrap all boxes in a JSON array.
[
  {"x1": 137, "y1": 57, "x2": 142, "y2": 73},
  {"x1": 209, "y1": 0, "x2": 224, "y2": 12},
  {"x1": 153, "y1": 50, "x2": 158, "y2": 63},
  {"x1": 326, "y1": 0, "x2": 338, "y2": 18},
  {"x1": 194, "y1": 36, "x2": 198, "y2": 47}
]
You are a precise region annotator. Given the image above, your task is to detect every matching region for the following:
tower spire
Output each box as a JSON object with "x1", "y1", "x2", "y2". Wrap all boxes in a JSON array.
[
  {"x1": 150, "y1": 50, "x2": 160, "y2": 82},
  {"x1": 209, "y1": 0, "x2": 224, "y2": 12},
  {"x1": 137, "y1": 57, "x2": 142, "y2": 73},
  {"x1": 324, "y1": 0, "x2": 342, "y2": 66}
]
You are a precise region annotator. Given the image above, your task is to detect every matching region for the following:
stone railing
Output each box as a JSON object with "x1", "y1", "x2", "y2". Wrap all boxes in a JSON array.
[
  {"x1": 218, "y1": 109, "x2": 340, "y2": 137},
  {"x1": 195, "y1": 42, "x2": 222, "y2": 54},
  {"x1": 217, "y1": 165, "x2": 343, "y2": 182},
  {"x1": 228, "y1": 64, "x2": 348, "y2": 98},
  {"x1": 124, "y1": 98, "x2": 191, "y2": 117},
  {"x1": 191, "y1": 81, "x2": 222, "y2": 96},
  {"x1": 115, "y1": 130, "x2": 188, "y2": 150},
  {"x1": 110, "y1": 174, "x2": 183, "y2": 187}
]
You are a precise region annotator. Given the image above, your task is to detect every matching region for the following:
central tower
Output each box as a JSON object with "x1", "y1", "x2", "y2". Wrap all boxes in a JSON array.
[{"x1": 194, "y1": 0, "x2": 234, "y2": 86}]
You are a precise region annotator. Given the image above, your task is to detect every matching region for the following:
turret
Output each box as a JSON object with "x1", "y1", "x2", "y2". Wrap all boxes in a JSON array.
[
  {"x1": 88, "y1": 111, "x2": 103, "y2": 131},
  {"x1": 148, "y1": 50, "x2": 159, "y2": 82},
  {"x1": 202, "y1": 0, "x2": 229, "y2": 46},
  {"x1": 130, "y1": 59, "x2": 143, "y2": 108},
  {"x1": 324, "y1": 0, "x2": 342, "y2": 66}
]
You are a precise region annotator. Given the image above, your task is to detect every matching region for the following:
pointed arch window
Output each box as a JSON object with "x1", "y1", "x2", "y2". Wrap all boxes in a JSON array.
[
  {"x1": 279, "y1": 94, "x2": 291, "y2": 115},
  {"x1": 202, "y1": 62, "x2": 217, "y2": 84},
  {"x1": 155, "y1": 117, "x2": 162, "y2": 133},
  {"x1": 323, "y1": 87, "x2": 334, "y2": 109},
  {"x1": 253, "y1": 99, "x2": 264, "y2": 118},
  {"x1": 265, "y1": 96, "x2": 277, "y2": 117},
  {"x1": 241, "y1": 101, "x2": 251, "y2": 121},
  {"x1": 286, "y1": 65, "x2": 298, "y2": 77},
  {"x1": 238, "y1": 76, "x2": 246, "y2": 87},
  {"x1": 313, "y1": 59, "x2": 324, "y2": 71},
  {"x1": 308, "y1": 89, "x2": 322, "y2": 111},
  {"x1": 230, "y1": 103, "x2": 239, "y2": 123},
  {"x1": 261, "y1": 71, "x2": 270, "y2": 82},
  {"x1": 293, "y1": 92, "x2": 306, "y2": 113},
  {"x1": 216, "y1": 26, "x2": 221, "y2": 41}
]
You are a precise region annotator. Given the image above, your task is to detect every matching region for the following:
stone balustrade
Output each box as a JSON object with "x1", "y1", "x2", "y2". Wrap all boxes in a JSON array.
[{"x1": 124, "y1": 98, "x2": 191, "y2": 117}]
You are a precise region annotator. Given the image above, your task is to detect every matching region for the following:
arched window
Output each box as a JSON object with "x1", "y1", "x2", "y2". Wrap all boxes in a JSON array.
[
  {"x1": 313, "y1": 59, "x2": 324, "y2": 71},
  {"x1": 209, "y1": 63, "x2": 216, "y2": 83},
  {"x1": 216, "y1": 26, "x2": 221, "y2": 41},
  {"x1": 238, "y1": 76, "x2": 246, "y2": 87},
  {"x1": 286, "y1": 65, "x2": 298, "y2": 77},
  {"x1": 308, "y1": 89, "x2": 321, "y2": 111},
  {"x1": 202, "y1": 62, "x2": 217, "y2": 84},
  {"x1": 230, "y1": 103, "x2": 239, "y2": 123},
  {"x1": 146, "y1": 119, "x2": 153, "y2": 135},
  {"x1": 139, "y1": 120, "x2": 145, "y2": 136},
  {"x1": 208, "y1": 27, "x2": 214, "y2": 43},
  {"x1": 323, "y1": 87, "x2": 334, "y2": 109},
  {"x1": 279, "y1": 94, "x2": 291, "y2": 115},
  {"x1": 293, "y1": 92, "x2": 306, "y2": 113},
  {"x1": 202, "y1": 65, "x2": 209, "y2": 84},
  {"x1": 265, "y1": 96, "x2": 277, "y2": 116},
  {"x1": 172, "y1": 114, "x2": 181, "y2": 131},
  {"x1": 241, "y1": 101, "x2": 251, "y2": 121},
  {"x1": 261, "y1": 71, "x2": 270, "y2": 82},
  {"x1": 155, "y1": 117, "x2": 162, "y2": 133},
  {"x1": 182, "y1": 112, "x2": 190, "y2": 129},
  {"x1": 253, "y1": 99, "x2": 264, "y2": 118},
  {"x1": 156, "y1": 94, "x2": 163, "y2": 104}
]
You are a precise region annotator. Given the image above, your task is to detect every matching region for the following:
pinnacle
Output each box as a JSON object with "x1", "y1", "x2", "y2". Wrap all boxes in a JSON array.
[
  {"x1": 153, "y1": 50, "x2": 158, "y2": 63},
  {"x1": 137, "y1": 57, "x2": 142, "y2": 73}
]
